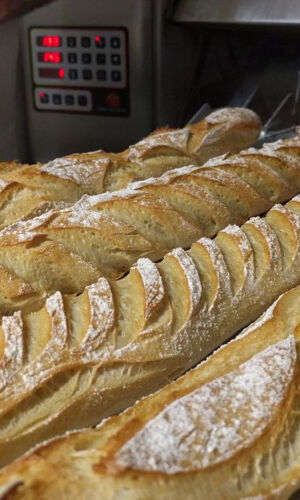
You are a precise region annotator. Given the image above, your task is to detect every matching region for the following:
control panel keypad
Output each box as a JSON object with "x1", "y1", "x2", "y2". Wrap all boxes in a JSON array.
[
  {"x1": 35, "y1": 87, "x2": 92, "y2": 112},
  {"x1": 30, "y1": 28, "x2": 127, "y2": 88}
]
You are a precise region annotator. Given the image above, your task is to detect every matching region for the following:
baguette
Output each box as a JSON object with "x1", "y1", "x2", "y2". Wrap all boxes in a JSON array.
[
  {"x1": 0, "y1": 196, "x2": 299, "y2": 467},
  {"x1": 0, "y1": 107, "x2": 261, "y2": 229},
  {"x1": 2, "y1": 285, "x2": 300, "y2": 499},
  {"x1": 0, "y1": 136, "x2": 298, "y2": 315}
]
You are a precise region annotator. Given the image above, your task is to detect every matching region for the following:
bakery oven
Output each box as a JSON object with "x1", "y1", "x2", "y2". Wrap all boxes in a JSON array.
[
  {"x1": 173, "y1": 0, "x2": 300, "y2": 146},
  {"x1": 1, "y1": 0, "x2": 300, "y2": 162},
  {"x1": 1, "y1": 0, "x2": 195, "y2": 162}
]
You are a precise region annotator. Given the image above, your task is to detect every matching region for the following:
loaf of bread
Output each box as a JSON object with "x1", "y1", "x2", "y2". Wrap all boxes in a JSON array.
[
  {"x1": 0, "y1": 107, "x2": 261, "y2": 229},
  {"x1": 0, "y1": 196, "x2": 299, "y2": 468},
  {"x1": 1, "y1": 284, "x2": 299, "y2": 499},
  {"x1": 0, "y1": 135, "x2": 298, "y2": 316}
]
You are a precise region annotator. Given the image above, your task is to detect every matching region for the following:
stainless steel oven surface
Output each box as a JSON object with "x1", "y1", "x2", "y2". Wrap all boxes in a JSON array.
[
  {"x1": 2, "y1": 0, "x2": 300, "y2": 163},
  {"x1": 0, "y1": 0, "x2": 198, "y2": 162},
  {"x1": 21, "y1": 0, "x2": 153, "y2": 161}
]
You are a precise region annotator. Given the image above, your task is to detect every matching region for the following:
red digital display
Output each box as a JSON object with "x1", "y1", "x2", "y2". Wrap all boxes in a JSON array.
[
  {"x1": 38, "y1": 67, "x2": 65, "y2": 79},
  {"x1": 43, "y1": 52, "x2": 62, "y2": 63},
  {"x1": 42, "y1": 35, "x2": 61, "y2": 47}
]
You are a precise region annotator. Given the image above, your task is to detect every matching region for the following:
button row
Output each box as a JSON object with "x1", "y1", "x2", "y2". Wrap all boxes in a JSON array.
[
  {"x1": 67, "y1": 69, "x2": 121, "y2": 81},
  {"x1": 35, "y1": 88, "x2": 92, "y2": 111},
  {"x1": 66, "y1": 53, "x2": 121, "y2": 65},
  {"x1": 68, "y1": 36, "x2": 120, "y2": 48},
  {"x1": 40, "y1": 92, "x2": 88, "y2": 106},
  {"x1": 37, "y1": 35, "x2": 122, "y2": 49}
]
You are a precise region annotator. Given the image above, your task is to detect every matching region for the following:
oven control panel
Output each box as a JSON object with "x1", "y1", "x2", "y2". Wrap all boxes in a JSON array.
[{"x1": 29, "y1": 27, "x2": 129, "y2": 115}]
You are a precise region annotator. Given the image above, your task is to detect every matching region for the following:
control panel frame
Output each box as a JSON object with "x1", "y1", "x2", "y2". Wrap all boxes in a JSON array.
[{"x1": 29, "y1": 25, "x2": 130, "y2": 116}]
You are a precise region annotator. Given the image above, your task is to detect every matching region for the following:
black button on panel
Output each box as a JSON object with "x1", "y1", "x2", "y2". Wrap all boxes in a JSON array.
[
  {"x1": 67, "y1": 36, "x2": 77, "y2": 48},
  {"x1": 111, "y1": 70, "x2": 121, "y2": 81},
  {"x1": 65, "y1": 94, "x2": 74, "y2": 106},
  {"x1": 78, "y1": 95, "x2": 88, "y2": 106},
  {"x1": 68, "y1": 52, "x2": 77, "y2": 64},
  {"x1": 81, "y1": 36, "x2": 91, "y2": 48},
  {"x1": 82, "y1": 53, "x2": 91, "y2": 64},
  {"x1": 111, "y1": 54, "x2": 121, "y2": 65},
  {"x1": 96, "y1": 53, "x2": 106, "y2": 65},
  {"x1": 39, "y1": 93, "x2": 49, "y2": 104},
  {"x1": 97, "y1": 70, "x2": 107, "y2": 81},
  {"x1": 82, "y1": 69, "x2": 92, "y2": 80},
  {"x1": 95, "y1": 36, "x2": 105, "y2": 48},
  {"x1": 69, "y1": 69, "x2": 78, "y2": 79},
  {"x1": 111, "y1": 37, "x2": 121, "y2": 48},
  {"x1": 53, "y1": 94, "x2": 62, "y2": 105}
]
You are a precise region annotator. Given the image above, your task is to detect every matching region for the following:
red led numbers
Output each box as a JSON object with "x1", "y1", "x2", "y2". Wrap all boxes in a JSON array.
[
  {"x1": 58, "y1": 68, "x2": 65, "y2": 79},
  {"x1": 43, "y1": 52, "x2": 61, "y2": 63},
  {"x1": 42, "y1": 35, "x2": 61, "y2": 47}
]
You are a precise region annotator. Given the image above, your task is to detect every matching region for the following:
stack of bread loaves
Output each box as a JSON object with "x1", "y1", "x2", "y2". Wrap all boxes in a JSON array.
[
  {"x1": 0, "y1": 135, "x2": 299, "y2": 316},
  {"x1": 0, "y1": 194, "x2": 298, "y2": 469},
  {"x1": 0, "y1": 107, "x2": 261, "y2": 229},
  {"x1": 0, "y1": 108, "x2": 300, "y2": 498},
  {"x1": 1, "y1": 284, "x2": 299, "y2": 499}
]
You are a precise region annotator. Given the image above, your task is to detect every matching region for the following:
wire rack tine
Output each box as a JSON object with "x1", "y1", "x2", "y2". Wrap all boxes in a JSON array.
[
  {"x1": 263, "y1": 92, "x2": 293, "y2": 135},
  {"x1": 292, "y1": 69, "x2": 300, "y2": 123}
]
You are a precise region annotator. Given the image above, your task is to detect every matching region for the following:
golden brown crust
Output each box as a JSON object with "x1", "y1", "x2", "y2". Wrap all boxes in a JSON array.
[
  {"x1": 0, "y1": 135, "x2": 298, "y2": 315},
  {"x1": 0, "y1": 108, "x2": 261, "y2": 228},
  {"x1": 0, "y1": 196, "x2": 299, "y2": 468},
  {"x1": 2, "y1": 285, "x2": 300, "y2": 498}
]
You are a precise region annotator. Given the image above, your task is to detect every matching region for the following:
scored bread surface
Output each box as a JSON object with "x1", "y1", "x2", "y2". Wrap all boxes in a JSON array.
[
  {"x1": 0, "y1": 107, "x2": 261, "y2": 228},
  {"x1": 0, "y1": 196, "x2": 299, "y2": 466},
  {"x1": 2, "y1": 282, "x2": 300, "y2": 498},
  {"x1": 0, "y1": 135, "x2": 299, "y2": 315}
]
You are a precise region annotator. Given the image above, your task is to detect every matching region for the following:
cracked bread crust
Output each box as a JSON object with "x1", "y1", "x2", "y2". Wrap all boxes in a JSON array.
[
  {"x1": 2, "y1": 284, "x2": 300, "y2": 498},
  {"x1": 0, "y1": 197, "x2": 299, "y2": 467},
  {"x1": 0, "y1": 108, "x2": 261, "y2": 229},
  {"x1": 0, "y1": 135, "x2": 299, "y2": 317}
]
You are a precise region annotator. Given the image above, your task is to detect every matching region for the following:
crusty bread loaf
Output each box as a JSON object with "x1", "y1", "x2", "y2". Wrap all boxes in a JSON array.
[
  {"x1": 2, "y1": 285, "x2": 300, "y2": 499},
  {"x1": 0, "y1": 107, "x2": 261, "y2": 228},
  {"x1": 0, "y1": 196, "x2": 299, "y2": 468},
  {"x1": 0, "y1": 136, "x2": 298, "y2": 316}
]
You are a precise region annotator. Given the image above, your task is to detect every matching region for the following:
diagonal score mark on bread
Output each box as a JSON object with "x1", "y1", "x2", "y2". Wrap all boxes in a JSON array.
[
  {"x1": 2, "y1": 285, "x2": 300, "y2": 498},
  {"x1": 85, "y1": 290, "x2": 300, "y2": 499},
  {"x1": 0, "y1": 196, "x2": 299, "y2": 467},
  {"x1": 0, "y1": 135, "x2": 299, "y2": 316},
  {"x1": 114, "y1": 336, "x2": 297, "y2": 473},
  {"x1": 0, "y1": 108, "x2": 261, "y2": 228}
]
